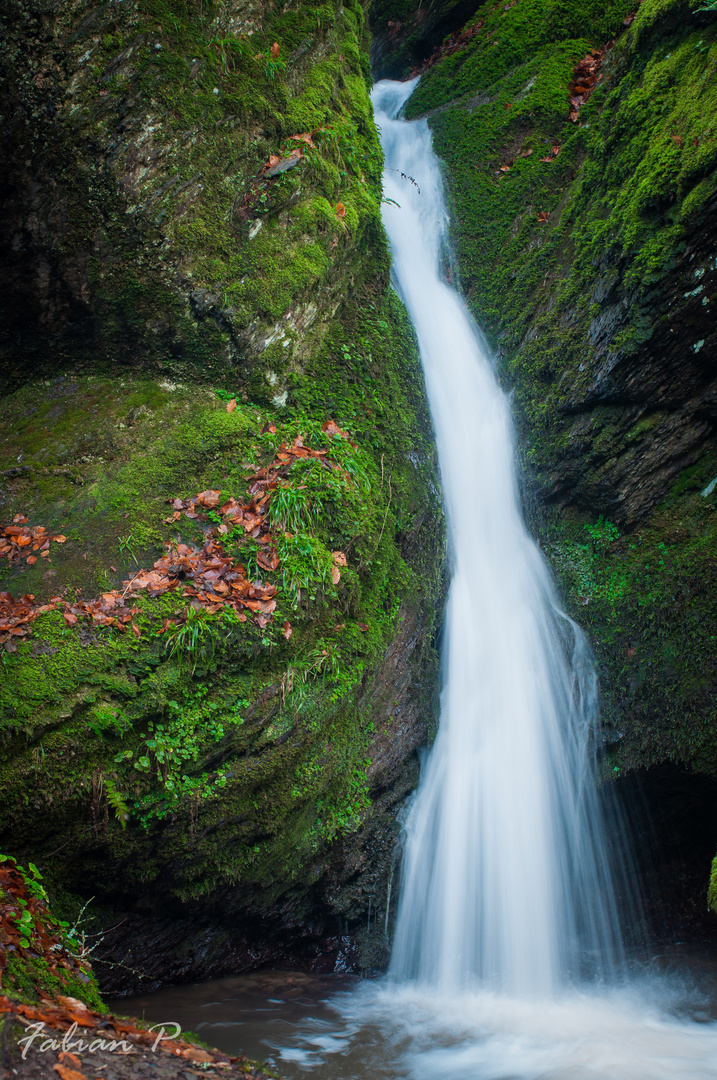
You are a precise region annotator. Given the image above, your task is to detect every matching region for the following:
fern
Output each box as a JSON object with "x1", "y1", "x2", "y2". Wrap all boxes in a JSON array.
[{"x1": 105, "y1": 778, "x2": 131, "y2": 829}]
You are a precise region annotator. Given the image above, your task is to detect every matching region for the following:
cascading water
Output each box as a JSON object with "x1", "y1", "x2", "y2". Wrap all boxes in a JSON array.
[{"x1": 372, "y1": 77, "x2": 623, "y2": 998}]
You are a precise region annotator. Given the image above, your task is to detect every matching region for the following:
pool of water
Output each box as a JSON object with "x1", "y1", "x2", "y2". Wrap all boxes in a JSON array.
[{"x1": 111, "y1": 945, "x2": 717, "y2": 1079}]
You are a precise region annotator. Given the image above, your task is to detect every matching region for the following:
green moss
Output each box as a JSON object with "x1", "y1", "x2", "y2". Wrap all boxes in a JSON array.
[
  {"x1": 3, "y1": 954, "x2": 105, "y2": 1012},
  {"x1": 0, "y1": 289, "x2": 443, "y2": 918},
  {"x1": 544, "y1": 472, "x2": 717, "y2": 776}
]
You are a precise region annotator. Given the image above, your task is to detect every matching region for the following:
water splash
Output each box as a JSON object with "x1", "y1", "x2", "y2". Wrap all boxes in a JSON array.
[{"x1": 373, "y1": 78, "x2": 623, "y2": 997}]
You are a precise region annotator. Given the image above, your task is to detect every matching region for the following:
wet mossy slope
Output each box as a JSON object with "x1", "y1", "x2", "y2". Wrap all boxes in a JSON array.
[
  {"x1": 0, "y1": 0, "x2": 444, "y2": 987},
  {"x1": 390, "y1": 0, "x2": 717, "y2": 902}
]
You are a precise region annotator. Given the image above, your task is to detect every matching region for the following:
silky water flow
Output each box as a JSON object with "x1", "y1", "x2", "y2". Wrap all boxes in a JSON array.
[
  {"x1": 118, "y1": 79, "x2": 717, "y2": 1080},
  {"x1": 374, "y1": 76, "x2": 622, "y2": 998}
]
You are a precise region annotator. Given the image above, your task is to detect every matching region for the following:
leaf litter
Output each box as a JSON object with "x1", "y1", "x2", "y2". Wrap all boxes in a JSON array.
[{"x1": 0, "y1": 428, "x2": 351, "y2": 650}]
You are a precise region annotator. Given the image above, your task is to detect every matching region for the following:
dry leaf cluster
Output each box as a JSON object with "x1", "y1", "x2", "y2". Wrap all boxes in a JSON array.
[
  {"x1": 1, "y1": 426, "x2": 351, "y2": 649},
  {"x1": 0, "y1": 515, "x2": 66, "y2": 566}
]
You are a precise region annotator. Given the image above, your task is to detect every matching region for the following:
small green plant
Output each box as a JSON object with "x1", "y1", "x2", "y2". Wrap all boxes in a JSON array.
[
  {"x1": 269, "y1": 480, "x2": 314, "y2": 533},
  {"x1": 164, "y1": 608, "x2": 225, "y2": 672},
  {"x1": 118, "y1": 534, "x2": 138, "y2": 564},
  {"x1": 104, "y1": 777, "x2": 131, "y2": 828}
]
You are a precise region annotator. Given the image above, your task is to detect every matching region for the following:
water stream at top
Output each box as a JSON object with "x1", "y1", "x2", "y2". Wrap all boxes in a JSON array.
[{"x1": 374, "y1": 76, "x2": 622, "y2": 1000}]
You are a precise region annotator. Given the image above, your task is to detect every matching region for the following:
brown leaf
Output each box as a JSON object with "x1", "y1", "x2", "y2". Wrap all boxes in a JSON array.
[
  {"x1": 53, "y1": 1065, "x2": 87, "y2": 1080},
  {"x1": 322, "y1": 419, "x2": 349, "y2": 439},
  {"x1": 13, "y1": 514, "x2": 28, "y2": 524},
  {"x1": 283, "y1": 620, "x2": 292, "y2": 640},
  {"x1": 58, "y1": 1053, "x2": 82, "y2": 1067},
  {"x1": 26, "y1": 555, "x2": 37, "y2": 565},
  {"x1": 537, "y1": 211, "x2": 549, "y2": 223},
  {"x1": 270, "y1": 42, "x2": 280, "y2": 58},
  {"x1": 332, "y1": 551, "x2": 347, "y2": 567},
  {"x1": 671, "y1": 133, "x2": 683, "y2": 147},
  {"x1": 52, "y1": 535, "x2": 67, "y2": 543},
  {"x1": 335, "y1": 202, "x2": 347, "y2": 218},
  {"x1": 331, "y1": 566, "x2": 341, "y2": 585},
  {"x1": 290, "y1": 132, "x2": 316, "y2": 148},
  {"x1": 131, "y1": 623, "x2": 141, "y2": 640},
  {"x1": 519, "y1": 148, "x2": 533, "y2": 157},
  {"x1": 195, "y1": 489, "x2": 221, "y2": 508},
  {"x1": 63, "y1": 612, "x2": 78, "y2": 626},
  {"x1": 226, "y1": 398, "x2": 237, "y2": 413},
  {"x1": 357, "y1": 623, "x2": 368, "y2": 632}
]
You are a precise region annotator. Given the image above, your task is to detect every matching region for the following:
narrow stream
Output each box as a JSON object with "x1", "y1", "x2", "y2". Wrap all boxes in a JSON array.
[{"x1": 115, "y1": 81, "x2": 717, "y2": 1077}]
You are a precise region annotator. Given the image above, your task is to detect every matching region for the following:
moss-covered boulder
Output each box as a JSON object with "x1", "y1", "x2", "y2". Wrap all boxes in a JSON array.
[{"x1": 0, "y1": 0, "x2": 444, "y2": 987}]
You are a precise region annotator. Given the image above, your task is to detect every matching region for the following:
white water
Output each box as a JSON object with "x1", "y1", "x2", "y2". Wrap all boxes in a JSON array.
[{"x1": 374, "y1": 77, "x2": 621, "y2": 997}]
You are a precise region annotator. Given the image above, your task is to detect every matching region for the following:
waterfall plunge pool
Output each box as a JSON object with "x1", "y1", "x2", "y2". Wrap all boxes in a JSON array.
[{"x1": 112, "y1": 953, "x2": 717, "y2": 1079}]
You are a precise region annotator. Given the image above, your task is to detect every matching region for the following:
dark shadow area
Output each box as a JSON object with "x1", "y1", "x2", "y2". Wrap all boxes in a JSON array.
[
  {"x1": 370, "y1": 0, "x2": 483, "y2": 81},
  {"x1": 609, "y1": 764, "x2": 717, "y2": 947}
]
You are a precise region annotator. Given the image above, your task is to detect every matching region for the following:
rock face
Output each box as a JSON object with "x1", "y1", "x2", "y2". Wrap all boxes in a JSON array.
[
  {"x1": 378, "y1": 0, "x2": 717, "y2": 926},
  {"x1": 0, "y1": 0, "x2": 445, "y2": 992}
]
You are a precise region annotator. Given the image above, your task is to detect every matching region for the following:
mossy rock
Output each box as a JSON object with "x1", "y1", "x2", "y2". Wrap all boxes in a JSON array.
[{"x1": 0, "y1": 0, "x2": 446, "y2": 978}]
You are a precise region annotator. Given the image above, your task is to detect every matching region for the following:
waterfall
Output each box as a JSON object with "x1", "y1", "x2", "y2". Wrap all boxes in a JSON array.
[{"x1": 373, "y1": 78, "x2": 624, "y2": 997}]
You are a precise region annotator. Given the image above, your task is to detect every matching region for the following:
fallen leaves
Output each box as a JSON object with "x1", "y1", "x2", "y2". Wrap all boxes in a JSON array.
[
  {"x1": 226, "y1": 397, "x2": 237, "y2": 413},
  {"x1": 1, "y1": 858, "x2": 266, "y2": 1074},
  {"x1": 410, "y1": 19, "x2": 484, "y2": 76},
  {"x1": 537, "y1": 211, "x2": 549, "y2": 224},
  {"x1": 0, "y1": 426, "x2": 353, "y2": 649},
  {"x1": 0, "y1": 516, "x2": 66, "y2": 565},
  {"x1": 335, "y1": 202, "x2": 346, "y2": 218},
  {"x1": 540, "y1": 142, "x2": 561, "y2": 162},
  {"x1": 270, "y1": 41, "x2": 280, "y2": 57},
  {"x1": 0, "y1": 861, "x2": 91, "y2": 993},
  {"x1": 568, "y1": 48, "x2": 607, "y2": 122}
]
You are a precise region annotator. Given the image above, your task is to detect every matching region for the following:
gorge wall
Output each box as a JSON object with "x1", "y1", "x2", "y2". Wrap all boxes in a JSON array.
[{"x1": 372, "y1": 0, "x2": 717, "y2": 935}]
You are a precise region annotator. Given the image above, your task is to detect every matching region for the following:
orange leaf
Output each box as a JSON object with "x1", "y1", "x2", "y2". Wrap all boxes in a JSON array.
[
  {"x1": 53, "y1": 1065, "x2": 87, "y2": 1080},
  {"x1": 332, "y1": 551, "x2": 347, "y2": 567},
  {"x1": 283, "y1": 620, "x2": 292, "y2": 640},
  {"x1": 226, "y1": 398, "x2": 237, "y2": 413},
  {"x1": 290, "y1": 132, "x2": 316, "y2": 148},
  {"x1": 53, "y1": 535, "x2": 67, "y2": 543},
  {"x1": 537, "y1": 211, "x2": 549, "y2": 223},
  {"x1": 270, "y1": 42, "x2": 280, "y2": 58},
  {"x1": 58, "y1": 1053, "x2": 82, "y2": 1066},
  {"x1": 335, "y1": 202, "x2": 346, "y2": 218},
  {"x1": 63, "y1": 612, "x2": 78, "y2": 626},
  {"x1": 26, "y1": 555, "x2": 37, "y2": 565},
  {"x1": 131, "y1": 623, "x2": 141, "y2": 640}
]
